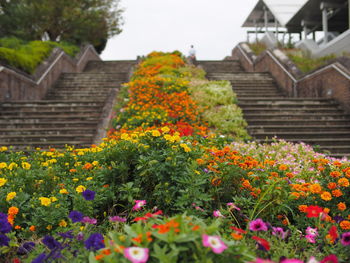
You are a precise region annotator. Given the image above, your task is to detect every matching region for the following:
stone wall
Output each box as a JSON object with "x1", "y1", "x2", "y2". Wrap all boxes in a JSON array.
[{"x1": 0, "y1": 45, "x2": 101, "y2": 102}]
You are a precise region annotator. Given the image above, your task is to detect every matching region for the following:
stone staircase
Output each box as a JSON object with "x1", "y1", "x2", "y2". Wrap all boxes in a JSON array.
[
  {"x1": 199, "y1": 60, "x2": 350, "y2": 159},
  {"x1": 0, "y1": 60, "x2": 137, "y2": 150}
]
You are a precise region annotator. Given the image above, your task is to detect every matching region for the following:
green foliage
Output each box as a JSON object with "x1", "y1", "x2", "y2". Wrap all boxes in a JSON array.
[
  {"x1": 286, "y1": 50, "x2": 336, "y2": 73},
  {"x1": 0, "y1": 0, "x2": 123, "y2": 53},
  {"x1": 248, "y1": 42, "x2": 267, "y2": 56},
  {"x1": 0, "y1": 37, "x2": 79, "y2": 73},
  {"x1": 190, "y1": 81, "x2": 250, "y2": 140}
]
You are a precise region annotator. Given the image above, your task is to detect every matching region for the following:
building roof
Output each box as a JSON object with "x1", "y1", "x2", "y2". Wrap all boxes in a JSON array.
[
  {"x1": 286, "y1": 0, "x2": 349, "y2": 33},
  {"x1": 242, "y1": 0, "x2": 308, "y2": 28}
]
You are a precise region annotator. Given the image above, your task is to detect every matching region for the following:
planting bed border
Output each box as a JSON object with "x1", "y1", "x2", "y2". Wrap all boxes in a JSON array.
[
  {"x1": 0, "y1": 45, "x2": 101, "y2": 102},
  {"x1": 231, "y1": 43, "x2": 350, "y2": 113}
]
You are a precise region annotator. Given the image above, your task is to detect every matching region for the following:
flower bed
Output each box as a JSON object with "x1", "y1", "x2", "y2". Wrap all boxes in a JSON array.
[{"x1": 0, "y1": 51, "x2": 349, "y2": 262}]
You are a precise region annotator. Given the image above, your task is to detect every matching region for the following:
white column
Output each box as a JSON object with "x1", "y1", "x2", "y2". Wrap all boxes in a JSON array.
[
  {"x1": 321, "y1": 3, "x2": 328, "y2": 44},
  {"x1": 264, "y1": 6, "x2": 268, "y2": 32},
  {"x1": 275, "y1": 20, "x2": 278, "y2": 40},
  {"x1": 301, "y1": 20, "x2": 308, "y2": 40}
]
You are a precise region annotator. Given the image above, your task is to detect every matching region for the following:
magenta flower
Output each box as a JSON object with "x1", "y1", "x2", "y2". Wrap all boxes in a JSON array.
[
  {"x1": 248, "y1": 258, "x2": 275, "y2": 263},
  {"x1": 249, "y1": 219, "x2": 268, "y2": 231},
  {"x1": 281, "y1": 259, "x2": 304, "y2": 263},
  {"x1": 306, "y1": 227, "x2": 318, "y2": 237},
  {"x1": 132, "y1": 200, "x2": 146, "y2": 211},
  {"x1": 272, "y1": 227, "x2": 287, "y2": 239},
  {"x1": 213, "y1": 210, "x2": 224, "y2": 218},
  {"x1": 227, "y1": 203, "x2": 241, "y2": 211},
  {"x1": 320, "y1": 255, "x2": 338, "y2": 263},
  {"x1": 124, "y1": 247, "x2": 149, "y2": 263},
  {"x1": 109, "y1": 216, "x2": 127, "y2": 223},
  {"x1": 81, "y1": 217, "x2": 97, "y2": 225},
  {"x1": 341, "y1": 232, "x2": 350, "y2": 246},
  {"x1": 202, "y1": 234, "x2": 228, "y2": 254},
  {"x1": 305, "y1": 234, "x2": 316, "y2": 243}
]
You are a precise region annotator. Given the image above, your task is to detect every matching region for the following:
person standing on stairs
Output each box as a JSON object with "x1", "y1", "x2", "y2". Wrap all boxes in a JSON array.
[{"x1": 188, "y1": 45, "x2": 196, "y2": 65}]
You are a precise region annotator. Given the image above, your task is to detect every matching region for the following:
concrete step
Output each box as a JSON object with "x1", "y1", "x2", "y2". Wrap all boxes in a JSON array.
[
  {"x1": 255, "y1": 138, "x2": 350, "y2": 147},
  {"x1": 238, "y1": 103, "x2": 339, "y2": 108},
  {"x1": 0, "y1": 115, "x2": 100, "y2": 124},
  {"x1": 242, "y1": 107, "x2": 342, "y2": 114},
  {"x1": 0, "y1": 134, "x2": 93, "y2": 143},
  {"x1": 83, "y1": 60, "x2": 137, "y2": 73},
  {"x1": 198, "y1": 61, "x2": 243, "y2": 73},
  {"x1": 248, "y1": 125, "x2": 350, "y2": 132},
  {"x1": 45, "y1": 95, "x2": 108, "y2": 101},
  {"x1": 246, "y1": 119, "x2": 349, "y2": 126},
  {"x1": 0, "y1": 127, "x2": 96, "y2": 136},
  {"x1": 253, "y1": 131, "x2": 350, "y2": 139},
  {"x1": 0, "y1": 141, "x2": 92, "y2": 149},
  {"x1": 3, "y1": 121, "x2": 98, "y2": 129},
  {"x1": 0, "y1": 111, "x2": 101, "y2": 117},
  {"x1": 243, "y1": 113, "x2": 350, "y2": 120}
]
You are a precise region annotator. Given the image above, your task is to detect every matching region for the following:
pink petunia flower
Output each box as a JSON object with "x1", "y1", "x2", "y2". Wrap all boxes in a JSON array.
[
  {"x1": 307, "y1": 257, "x2": 319, "y2": 263},
  {"x1": 249, "y1": 218, "x2": 268, "y2": 231},
  {"x1": 124, "y1": 247, "x2": 149, "y2": 263},
  {"x1": 213, "y1": 210, "x2": 224, "y2": 218},
  {"x1": 109, "y1": 216, "x2": 127, "y2": 223},
  {"x1": 227, "y1": 202, "x2": 241, "y2": 211},
  {"x1": 305, "y1": 234, "x2": 316, "y2": 243},
  {"x1": 281, "y1": 259, "x2": 304, "y2": 263},
  {"x1": 306, "y1": 227, "x2": 318, "y2": 237},
  {"x1": 202, "y1": 234, "x2": 228, "y2": 254},
  {"x1": 320, "y1": 255, "x2": 338, "y2": 263},
  {"x1": 132, "y1": 200, "x2": 146, "y2": 211}
]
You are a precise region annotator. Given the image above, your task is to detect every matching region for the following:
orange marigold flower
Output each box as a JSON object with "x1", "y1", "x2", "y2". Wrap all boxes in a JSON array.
[
  {"x1": 8, "y1": 206, "x2": 19, "y2": 216},
  {"x1": 286, "y1": 172, "x2": 294, "y2": 178},
  {"x1": 330, "y1": 171, "x2": 341, "y2": 178},
  {"x1": 270, "y1": 172, "x2": 278, "y2": 177},
  {"x1": 338, "y1": 178, "x2": 349, "y2": 187},
  {"x1": 69, "y1": 168, "x2": 77, "y2": 173},
  {"x1": 318, "y1": 166, "x2": 325, "y2": 171},
  {"x1": 29, "y1": 225, "x2": 36, "y2": 232},
  {"x1": 7, "y1": 215, "x2": 14, "y2": 225},
  {"x1": 211, "y1": 177, "x2": 222, "y2": 186},
  {"x1": 310, "y1": 184, "x2": 322, "y2": 194},
  {"x1": 340, "y1": 220, "x2": 350, "y2": 230},
  {"x1": 83, "y1": 163, "x2": 93, "y2": 170},
  {"x1": 291, "y1": 192, "x2": 300, "y2": 199},
  {"x1": 337, "y1": 202, "x2": 347, "y2": 211},
  {"x1": 192, "y1": 225, "x2": 200, "y2": 231},
  {"x1": 299, "y1": 205, "x2": 308, "y2": 213},
  {"x1": 15, "y1": 225, "x2": 21, "y2": 230},
  {"x1": 321, "y1": 191, "x2": 332, "y2": 201},
  {"x1": 323, "y1": 208, "x2": 330, "y2": 214},
  {"x1": 279, "y1": 164, "x2": 288, "y2": 171},
  {"x1": 242, "y1": 180, "x2": 252, "y2": 189},
  {"x1": 332, "y1": 189, "x2": 343, "y2": 197},
  {"x1": 333, "y1": 161, "x2": 342, "y2": 167},
  {"x1": 231, "y1": 233, "x2": 244, "y2": 240},
  {"x1": 327, "y1": 182, "x2": 337, "y2": 190},
  {"x1": 95, "y1": 254, "x2": 104, "y2": 261}
]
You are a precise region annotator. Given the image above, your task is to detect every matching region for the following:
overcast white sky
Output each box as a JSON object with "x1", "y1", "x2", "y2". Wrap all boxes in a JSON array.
[{"x1": 101, "y1": 0, "x2": 257, "y2": 60}]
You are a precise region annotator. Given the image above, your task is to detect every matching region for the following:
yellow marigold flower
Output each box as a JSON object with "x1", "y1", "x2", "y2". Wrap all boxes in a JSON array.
[
  {"x1": 59, "y1": 189, "x2": 68, "y2": 194},
  {"x1": 151, "y1": 130, "x2": 161, "y2": 137},
  {"x1": 338, "y1": 202, "x2": 347, "y2": 211},
  {"x1": 321, "y1": 191, "x2": 332, "y2": 201},
  {"x1": 0, "y1": 162, "x2": 7, "y2": 169},
  {"x1": 21, "y1": 162, "x2": 31, "y2": 170},
  {"x1": 161, "y1": 126, "x2": 170, "y2": 133},
  {"x1": 50, "y1": 197, "x2": 58, "y2": 202},
  {"x1": 180, "y1": 143, "x2": 191, "y2": 152},
  {"x1": 59, "y1": 220, "x2": 67, "y2": 227},
  {"x1": 8, "y1": 206, "x2": 19, "y2": 215},
  {"x1": 6, "y1": 192, "x2": 16, "y2": 202},
  {"x1": 8, "y1": 162, "x2": 18, "y2": 170},
  {"x1": 39, "y1": 197, "x2": 51, "y2": 206},
  {"x1": 73, "y1": 178, "x2": 79, "y2": 182},
  {"x1": 76, "y1": 185, "x2": 86, "y2": 193},
  {"x1": 0, "y1": 178, "x2": 7, "y2": 187},
  {"x1": 86, "y1": 177, "x2": 93, "y2": 181},
  {"x1": 310, "y1": 184, "x2": 322, "y2": 194},
  {"x1": 340, "y1": 220, "x2": 350, "y2": 230},
  {"x1": 46, "y1": 225, "x2": 52, "y2": 230},
  {"x1": 0, "y1": 146, "x2": 8, "y2": 152},
  {"x1": 338, "y1": 178, "x2": 349, "y2": 187},
  {"x1": 92, "y1": 161, "x2": 99, "y2": 166}
]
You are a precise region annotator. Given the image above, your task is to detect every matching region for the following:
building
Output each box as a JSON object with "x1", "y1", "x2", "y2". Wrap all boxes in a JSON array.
[{"x1": 243, "y1": 0, "x2": 350, "y2": 57}]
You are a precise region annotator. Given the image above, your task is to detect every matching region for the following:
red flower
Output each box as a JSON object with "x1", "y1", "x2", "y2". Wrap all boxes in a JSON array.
[
  {"x1": 328, "y1": 225, "x2": 338, "y2": 243},
  {"x1": 320, "y1": 255, "x2": 338, "y2": 263},
  {"x1": 306, "y1": 205, "x2": 323, "y2": 218},
  {"x1": 252, "y1": 236, "x2": 270, "y2": 251},
  {"x1": 230, "y1": 226, "x2": 247, "y2": 234}
]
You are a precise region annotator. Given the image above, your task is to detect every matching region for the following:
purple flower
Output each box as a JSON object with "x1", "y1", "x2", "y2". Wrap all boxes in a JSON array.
[
  {"x1": 58, "y1": 230, "x2": 74, "y2": 239},
  {"x1": 0, "y1": 213, "x2": 12, "y2": 234},
  {"x1": 272, "y1": 227, "x2": 287, "y2": 239},
  {"x1": 18, "y1": 242, "x2": 36, "y2": 255},
  {"x1": 109, "y1": 216, "x2": 127, "y2": 222},
  {"x1": 31, "y1": 253, "x2": 46, "y2": 263},
  {"x1": 69, "y1": 211, "x2": 84, "y2": 223},
  {"x1": 333, "y1": 216, "x2": 344, "y2": 224},
  {"x1": 76, "y1": 232, "x2": 84, "y2": 241},
  {"x1": 341, "y1": 232, "x2": 350, "y2": 246},
  {"x1": 82, "y1": 189, "x2": 95, "y2": 201},
  {"x1": 42, "y1": 235, "x2": 61, "y2": 250},
  {"x1": 249, "y1": 219, "x2": 268, "y2": 231},
  {"x1": 84, "y1": 233, "x2": 105, "y2": 251},
  {"x1": 0, "y1": 233, "x2": 10, "y2": 247},
  {"x1": 81, "y1": 217, "x2": 97, "y2": 225}
]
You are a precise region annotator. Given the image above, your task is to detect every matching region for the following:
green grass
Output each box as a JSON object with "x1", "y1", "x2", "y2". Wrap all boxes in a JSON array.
[
  {"x1": 285, "y1": 49, "x2": 336, "y2": 73},
  {"x1": 248, "y1": 42, "x2": 267, "y2": 56},
  {"x1": 0, "y1": 37, "x2": 79, "y2": 74}
]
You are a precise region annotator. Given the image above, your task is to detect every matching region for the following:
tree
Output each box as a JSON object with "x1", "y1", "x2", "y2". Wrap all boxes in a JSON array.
[{"x1": 0, "y1": 0, "x2": 123, "y2": 53}]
